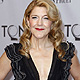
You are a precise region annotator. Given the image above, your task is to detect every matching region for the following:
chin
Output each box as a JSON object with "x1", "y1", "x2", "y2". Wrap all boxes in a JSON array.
[
  {"x1": 34, "y1": 34, "x2": 47, "y2": 39},
  {"x1": 35, "y1": 36, "x2": 44, "y2": 39}
]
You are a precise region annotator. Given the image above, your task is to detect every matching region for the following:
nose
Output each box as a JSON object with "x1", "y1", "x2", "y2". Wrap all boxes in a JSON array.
[{"x1": 37, "y1": 18, "x2": 43, "y2": 26}]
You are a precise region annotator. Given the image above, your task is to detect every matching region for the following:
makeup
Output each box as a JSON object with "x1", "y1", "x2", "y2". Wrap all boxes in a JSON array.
[{"x1": 35, "y1": 28, "x2": 44, "y2": 31}]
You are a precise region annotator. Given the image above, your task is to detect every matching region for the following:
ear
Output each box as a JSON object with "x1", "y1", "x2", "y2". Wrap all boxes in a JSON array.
[{"x1": 26, "y1": 17, "x2": 30, "y2": 27}]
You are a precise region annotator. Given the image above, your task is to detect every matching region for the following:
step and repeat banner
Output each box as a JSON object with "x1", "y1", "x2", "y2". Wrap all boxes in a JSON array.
[{"x1": 0, "y1": 0, "x2": 80, "y2": 80}]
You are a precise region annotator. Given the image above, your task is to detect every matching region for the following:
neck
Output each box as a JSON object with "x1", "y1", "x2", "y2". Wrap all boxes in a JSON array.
[{"x1": 30, "y1": 35, "x2": 53, "y2": 50}]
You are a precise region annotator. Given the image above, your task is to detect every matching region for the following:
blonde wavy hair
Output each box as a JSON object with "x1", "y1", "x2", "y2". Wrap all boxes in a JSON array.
[{"x1": 20, "y1": 0, "x2": 65, "y2": 61}]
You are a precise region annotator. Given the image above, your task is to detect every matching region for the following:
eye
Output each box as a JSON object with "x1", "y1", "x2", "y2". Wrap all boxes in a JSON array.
[
  {"x1": 32, "y1": 16, "x2": 37, "y2": 19},
  {"x1": 44, "y1": 17, "x2": 49, "y2": 20}
]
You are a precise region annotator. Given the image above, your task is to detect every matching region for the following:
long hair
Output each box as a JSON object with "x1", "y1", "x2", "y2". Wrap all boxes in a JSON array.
[{"x1": 19, "y1": 0, "x2": 65, "y2": 61}]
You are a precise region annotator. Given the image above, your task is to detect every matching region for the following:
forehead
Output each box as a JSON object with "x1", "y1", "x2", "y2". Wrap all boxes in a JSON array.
[{"x1": 30, "y1": 6, "x2": 47, "y2": 16}]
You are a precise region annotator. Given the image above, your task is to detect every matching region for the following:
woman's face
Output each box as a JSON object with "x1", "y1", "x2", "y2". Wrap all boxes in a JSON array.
[{"x1": 27, "y1": 6, "x2": 52, "y2": 39}]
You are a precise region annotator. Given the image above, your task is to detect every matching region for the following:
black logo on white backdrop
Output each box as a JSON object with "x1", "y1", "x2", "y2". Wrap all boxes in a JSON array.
[
  {"x1": 65, "y1": 24, "x2": 80, "y2": 41},
  {"x1": 1, "y1": 24, "x2": 80, "y2": 41},
  {"x1": 53, "y1": 0, "x2": 71, "y2": 3},
  {"x1": 0, "y1": 0, "x2": 4, "y2": 4},
  {"x1": 71, "y1": 24, "x2": 80, "y2": 40},
  {"x1": 1, "y1": 25, "x2": 23, "y2": 40}
]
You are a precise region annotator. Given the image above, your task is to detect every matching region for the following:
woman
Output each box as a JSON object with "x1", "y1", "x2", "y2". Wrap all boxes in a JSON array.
[{"x1": 0, "y1": 0, "x2": 80, "y2": 80}]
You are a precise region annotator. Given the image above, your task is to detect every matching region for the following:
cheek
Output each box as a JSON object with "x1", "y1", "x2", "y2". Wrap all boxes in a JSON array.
[
  {"x1": 48, "y1": 22, "x2": 52, "y2": 27},
  {"x1": 44, "y1": 21, "x2": 52, "y2": 28},
  {"x1": 29, "y1": 20, "x2": 36, "y2": 27}
]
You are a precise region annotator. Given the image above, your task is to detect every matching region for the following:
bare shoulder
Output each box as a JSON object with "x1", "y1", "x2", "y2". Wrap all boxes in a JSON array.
[
  {"x1": 0, "y1": 52, "x2": 11, "y2": 63},
  {"x1": 70, "y1": 51, "x2": 80, "y2": 80},
  {"x1": 0, "y1": 52, "x2": 11, "y2": 80}
]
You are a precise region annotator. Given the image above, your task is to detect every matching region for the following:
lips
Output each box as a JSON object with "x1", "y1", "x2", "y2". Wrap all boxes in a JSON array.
[{"x1": 35, "y1": 28, "x2": 44, "y2": 31}]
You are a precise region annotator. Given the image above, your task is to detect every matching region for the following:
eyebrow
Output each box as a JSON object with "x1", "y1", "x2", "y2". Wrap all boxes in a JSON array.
[
  {"x1": 31, "y1": 15, "x2": 48, "y2": 17},
  {"x1": 31, "y1": 15, "x2": 38, "y2": 16}
]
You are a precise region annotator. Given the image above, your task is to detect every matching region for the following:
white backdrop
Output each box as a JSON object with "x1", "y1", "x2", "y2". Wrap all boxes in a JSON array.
[{"x1": 0, "y1": 0, "x2": 80, "y2": 80}]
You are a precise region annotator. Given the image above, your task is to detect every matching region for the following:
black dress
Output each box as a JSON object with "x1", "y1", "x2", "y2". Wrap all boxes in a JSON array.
[{"x1": 5, "y1": 42, "x2": 75, "y2": 80}]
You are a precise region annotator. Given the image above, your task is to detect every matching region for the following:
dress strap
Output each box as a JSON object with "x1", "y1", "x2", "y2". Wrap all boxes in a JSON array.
[
  {"x1": 61, "y1": 41, "x2": 75, "y2": 80},
  {"x1": 5, "y1": 43, "x2": 22, "y2": 62},
  {"x1": 4, "y1": 43, "x2": 26, "y2": 80}
]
